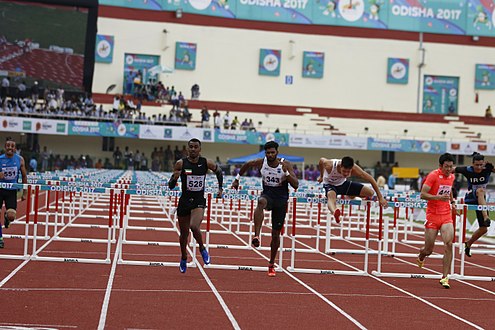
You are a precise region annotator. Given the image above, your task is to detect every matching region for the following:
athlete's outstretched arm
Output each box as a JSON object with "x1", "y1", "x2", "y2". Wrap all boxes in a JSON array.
[
  {"x1": 231, "y1": 158, "x2": 263, "y2": 189},
  {"x1": 168, "y1": 159, "x2": 183, "y2": 189},
  {"x1": 20, "y1": 156, "x2": 28, "y2": 200},
  {"x1": 281, "y1": 159, "x2": 299, "y2": 190},
  {"x1": 353, "y1": 165, "x2": 388, "y2": 208},
  {"x1": 317, "y1": 157, "x2": 332, "y2": 183},
  {"x1": 207, "y1": 159, "x2": 223, "y2": 197}
]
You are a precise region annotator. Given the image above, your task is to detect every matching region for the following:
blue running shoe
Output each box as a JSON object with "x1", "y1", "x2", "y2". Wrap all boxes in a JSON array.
[
  {"x1": 179, "y1": 258, "x2": 187, "y2": 273},
  {"x1": 0, "y1": 239, "x2": 4, "y2": 249},
  {"x1": 200, "y1": 248, "x2": 210, "y2": 265}
]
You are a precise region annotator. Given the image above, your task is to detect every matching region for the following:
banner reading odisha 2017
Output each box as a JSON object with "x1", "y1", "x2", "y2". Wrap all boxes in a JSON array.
[{"x1": 99, "y1": 0, "x2": 495, "y2": 37}]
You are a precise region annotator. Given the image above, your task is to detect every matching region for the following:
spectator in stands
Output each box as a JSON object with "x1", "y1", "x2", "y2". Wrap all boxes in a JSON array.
[
  {"x1": 388, "y1": 173, "x2": 396, "y2": 190},
  {"x1": 165, "y1": 145, "x2": 173, "y2": 171},
  {"x1": 113, "y1": 146, "x2": 122, "y2": 169},
  {"x1": 40, "y1": 146, "x2": 49, "y2": 172},
  {"x1": 17, "y1": 81, "x2": 26, "y2": 99},
  {"x1": 1, "y1": 77, "x2": 9, "y2": 99},
  {"x1": 182, "y1": 101, "x2": 192, "y2": 122},
  {"x1": 223, "y1": 111, "x2": 231, "y2": 129},
  {"x1": 133, "y1": 150, "x2": 142, "y2": 168},
  {"x1": 292, "y1": 164, "x2": 300, "y2": 179},
  {"x1": 240, "y1": 118, "x2": 249, "y2": 130},
  {"x1": 29, "y1": 155, "x2": 37, "y2": 172},
  {"x1": 201, "y1": 106, "x2": 210, "y2": 128},
  {"x1": 248, "y1": 119, "x2": 255, "y2": 131},
  {"x1": 485, "y1": 105, "x2": 493, "y2": 118},
  {"x1": 104, "y1": 158, "x2": 112, "y2": 169},
  {"x1": 31, "y1": 81, "x2": 40, "y2": 104},
  {"x1": 95, "y1": 159, "x2": 103, "y2": 169},
  {"x1": 191, "y1": 83, "x2": 200, "y2": 99},
  {"x1": 213, "y1": 110, "x2": 222, "y2": 129},
  {"x1": 231, "y1": 116, "x2": 239, "y2": 130},
  {"x1": 376, "y1": 175, "x2": 386, "y2": 189},
  {"x1": 140, "y1": 152, "x2": 148, "y2": 170},
  {"x1": 174, "y1": 146, "x2": 182, "y2": 161},
  {"x1": 231, "y1": 165, "x2": 241, "y2": 176}
]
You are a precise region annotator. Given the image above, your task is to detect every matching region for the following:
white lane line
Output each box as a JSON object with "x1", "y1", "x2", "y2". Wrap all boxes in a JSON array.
[
  {"x1": 160, "y1": 199, "x2": 240, "y2": 329},
  {"x1": 305, "y1": 219, "x2": 486, "y2": 328},
  {"x1": 2, "y1": 287, "x2": 494, "y2": 303},
  {"x1": 97, "y1": 237, "x2": 120, "y2": 330},
  {"x1": 192, "y1": 261, "x2": 241, "y2": 330},
  {"x1": 216, "y1": 222, "x2": 366, "y2": 329},
  {"x1": 0, "y1": 321, "x2": 77, "y2": 328}
]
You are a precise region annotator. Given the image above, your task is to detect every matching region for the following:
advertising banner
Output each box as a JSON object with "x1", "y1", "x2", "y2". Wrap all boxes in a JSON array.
[
  {"x1": 0, "y1": 116, "x2": 67, "y2": 135},
  {"x1": 68, "y1": 121, "x2": 139, "y2": 138},
  {"x1": 175, "y1": 42, "x2": 197, "y2": 71},
  {"x1": 423, "y1": 75, "x2": 459, "y2": 115},
  {"x1": 400, "y1": 139, "x2": 446, "y2": 154},
  {"x1": 447, "y1": 141, "x2": 495, "y2": 155},
  {"x1": 95, "y1": 35, "x2": 114, "y2": 63},
  {"x1": 475, "y1": 64, "x2": 495, "y2": 90},
  {"x1": 123, "y1": 53, "x2": 160, "y2": 94},
  {"x1": 259, "y1": 49, "x2": 281, "y2": 76},
  {"x1": 387, "y1": 58, "x2": 409, "y2": 84},
  {"x1": 100, "y1": 0, "x2": 495, "y2": 37},
  {"x1": 289, "y1": 134, "x2": 367, "y2": 150},
  {"x1": 388, "y1": 0, "x2": 468, "y2": 35},
  {"x1": 302, "y1": 51, "x2": 324, "y2": 79}
]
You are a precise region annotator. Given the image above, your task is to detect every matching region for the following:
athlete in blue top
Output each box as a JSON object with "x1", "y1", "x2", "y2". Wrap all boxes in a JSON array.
[
  {"x1": 455, "y1": 152, "x2": 495, "y2": 257},
  {"x1": 232, "y1": 141, "x2": 299, "y2": 277},
  {"x1": 0, "y1": 137, "x2": 28, "y2": 248}
]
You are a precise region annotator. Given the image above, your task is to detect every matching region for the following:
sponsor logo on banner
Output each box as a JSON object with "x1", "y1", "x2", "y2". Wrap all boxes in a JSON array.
[
  {"x1": 139, "y1": 125, "x2": 162, "y2": 139},
  {"x1": 203, "y1": 130, "x2": 212, "y2": 141},
  {"x1": 57, "y1": 123, "x2": 66, "y2": 133},
  {"x1": 164, "y1": 128, "x2": 172, "y2": 139},
  {"x1": 70, "y1": 121, "x2": 100, "y2": 135},
  {"x1": 23, "y1": 121, "x2": 32, "y2": 131}
]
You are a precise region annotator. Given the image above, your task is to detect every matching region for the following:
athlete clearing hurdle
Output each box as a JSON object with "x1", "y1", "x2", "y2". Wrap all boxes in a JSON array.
[
  {"x1": 168, "y1": 138, "x2": 223, "y2": 273},
  {"x1": 0, "y1": 136, "x2": 28, "y2": 249},
  {"x1": 455, "y1": 152, "x2": 495, "y2": 257},
  {"x1": 232, "y1": 141, "x2": 299, "y2": 277},
  {"x1": 417, "y1": 153, "x2": 456, "y2": 289},
  {"x1": 317, "y1": 156, "x2": 388, "y2": 223}
]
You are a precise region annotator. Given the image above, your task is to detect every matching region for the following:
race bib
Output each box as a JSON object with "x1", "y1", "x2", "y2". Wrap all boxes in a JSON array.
[
  {"x1": 263, "y1": 175, "x2": 282, "y2": 187},
  {"x1": 437, "y1": 185, "x2": 451, "y2": 196},
  {"x1": 2, "y1": 166, "x2": 18, "y2": 180},
  {"x1": 186, "y1": 175, "x2": 204, "y2": 191}
]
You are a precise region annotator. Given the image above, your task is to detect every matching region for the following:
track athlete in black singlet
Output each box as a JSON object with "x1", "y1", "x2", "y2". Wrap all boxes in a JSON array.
[
  {"x1": 232, "y1": 141, "x2": 299, "y2": 277},
  {"x1": 454, "y1": 152, "x2": 495, "y2": 257},
  {"x1": 168, "y1": 138, "x2": 223, "y2": 273}
]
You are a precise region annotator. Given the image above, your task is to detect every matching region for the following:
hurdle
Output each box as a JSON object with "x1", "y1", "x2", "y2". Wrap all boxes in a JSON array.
[
  {"x1": 117, "y1": 191, "x2": 196, "y2": 269},
  {"x1": 31, "y1": 185, "x2": 113, "y2": 264},
  {"x1": 287, "y1": 200, "x2": 372, "y2": 276},
  {"x1": 453, "y1": 204, "x2": 495, "y2": 281}
]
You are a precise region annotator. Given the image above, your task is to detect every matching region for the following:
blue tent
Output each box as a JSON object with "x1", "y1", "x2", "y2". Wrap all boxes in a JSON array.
[{"x1": 227, "y1": 151, "x2": 304, "y2": 164}]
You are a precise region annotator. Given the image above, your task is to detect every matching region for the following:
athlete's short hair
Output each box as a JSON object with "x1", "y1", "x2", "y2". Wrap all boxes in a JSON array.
[
  {"x1": 341, "y1": 156, "x2": 354, "y2": 169},
  {"x1": 439, "y1": 153, "x2": 455, "y2": 165},
  {"x1": 264, "y1": 141, "x2": 279, "y2": 151},
  {"x1": 188, "y1": 138, "x2": 201, "y2": 146},
  {"x1": 5, "y1": 136, "x2": 14, "y2": 143},
  {"x1": 470, "y1": 152, "x2": 484, "y2": 162}
]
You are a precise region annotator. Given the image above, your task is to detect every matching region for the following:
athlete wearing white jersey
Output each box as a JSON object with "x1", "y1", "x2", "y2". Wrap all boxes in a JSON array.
[
  {"x1": 318, "y1": 156, "x2": 388, "y2": 223},
  {"x1": 232, "y1": 141, "x2": 299, "y2": 277}
]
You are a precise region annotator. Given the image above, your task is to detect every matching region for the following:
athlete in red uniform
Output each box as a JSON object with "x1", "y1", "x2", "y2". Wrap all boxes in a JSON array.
[{"x1": 417, "y1": 153, "x2": 456, "y2": 289}]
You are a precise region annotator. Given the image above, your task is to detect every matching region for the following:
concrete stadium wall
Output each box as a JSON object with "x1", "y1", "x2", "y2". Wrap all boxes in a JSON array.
[{"x1": 93, "y1": 17, "x2": 495, "y2": 116}]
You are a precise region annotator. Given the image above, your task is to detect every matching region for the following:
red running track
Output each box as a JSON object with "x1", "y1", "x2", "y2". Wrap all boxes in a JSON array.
[{"x1": 0, "y1": 194, "x2": 494, "y2": 329}]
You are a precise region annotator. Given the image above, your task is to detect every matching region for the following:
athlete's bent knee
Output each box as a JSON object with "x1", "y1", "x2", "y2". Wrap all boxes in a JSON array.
[{"x1": 6, "y1": 209, "x2": 16, "y2": 221}]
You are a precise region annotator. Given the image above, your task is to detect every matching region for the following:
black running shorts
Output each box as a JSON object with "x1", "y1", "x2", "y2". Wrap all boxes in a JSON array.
[
  {"x1": 176, "y1": 196, "x2": 206, "y2": 217},
  {"x1": 260, "y1": 194, "x2": 287, "y2": 231}
]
